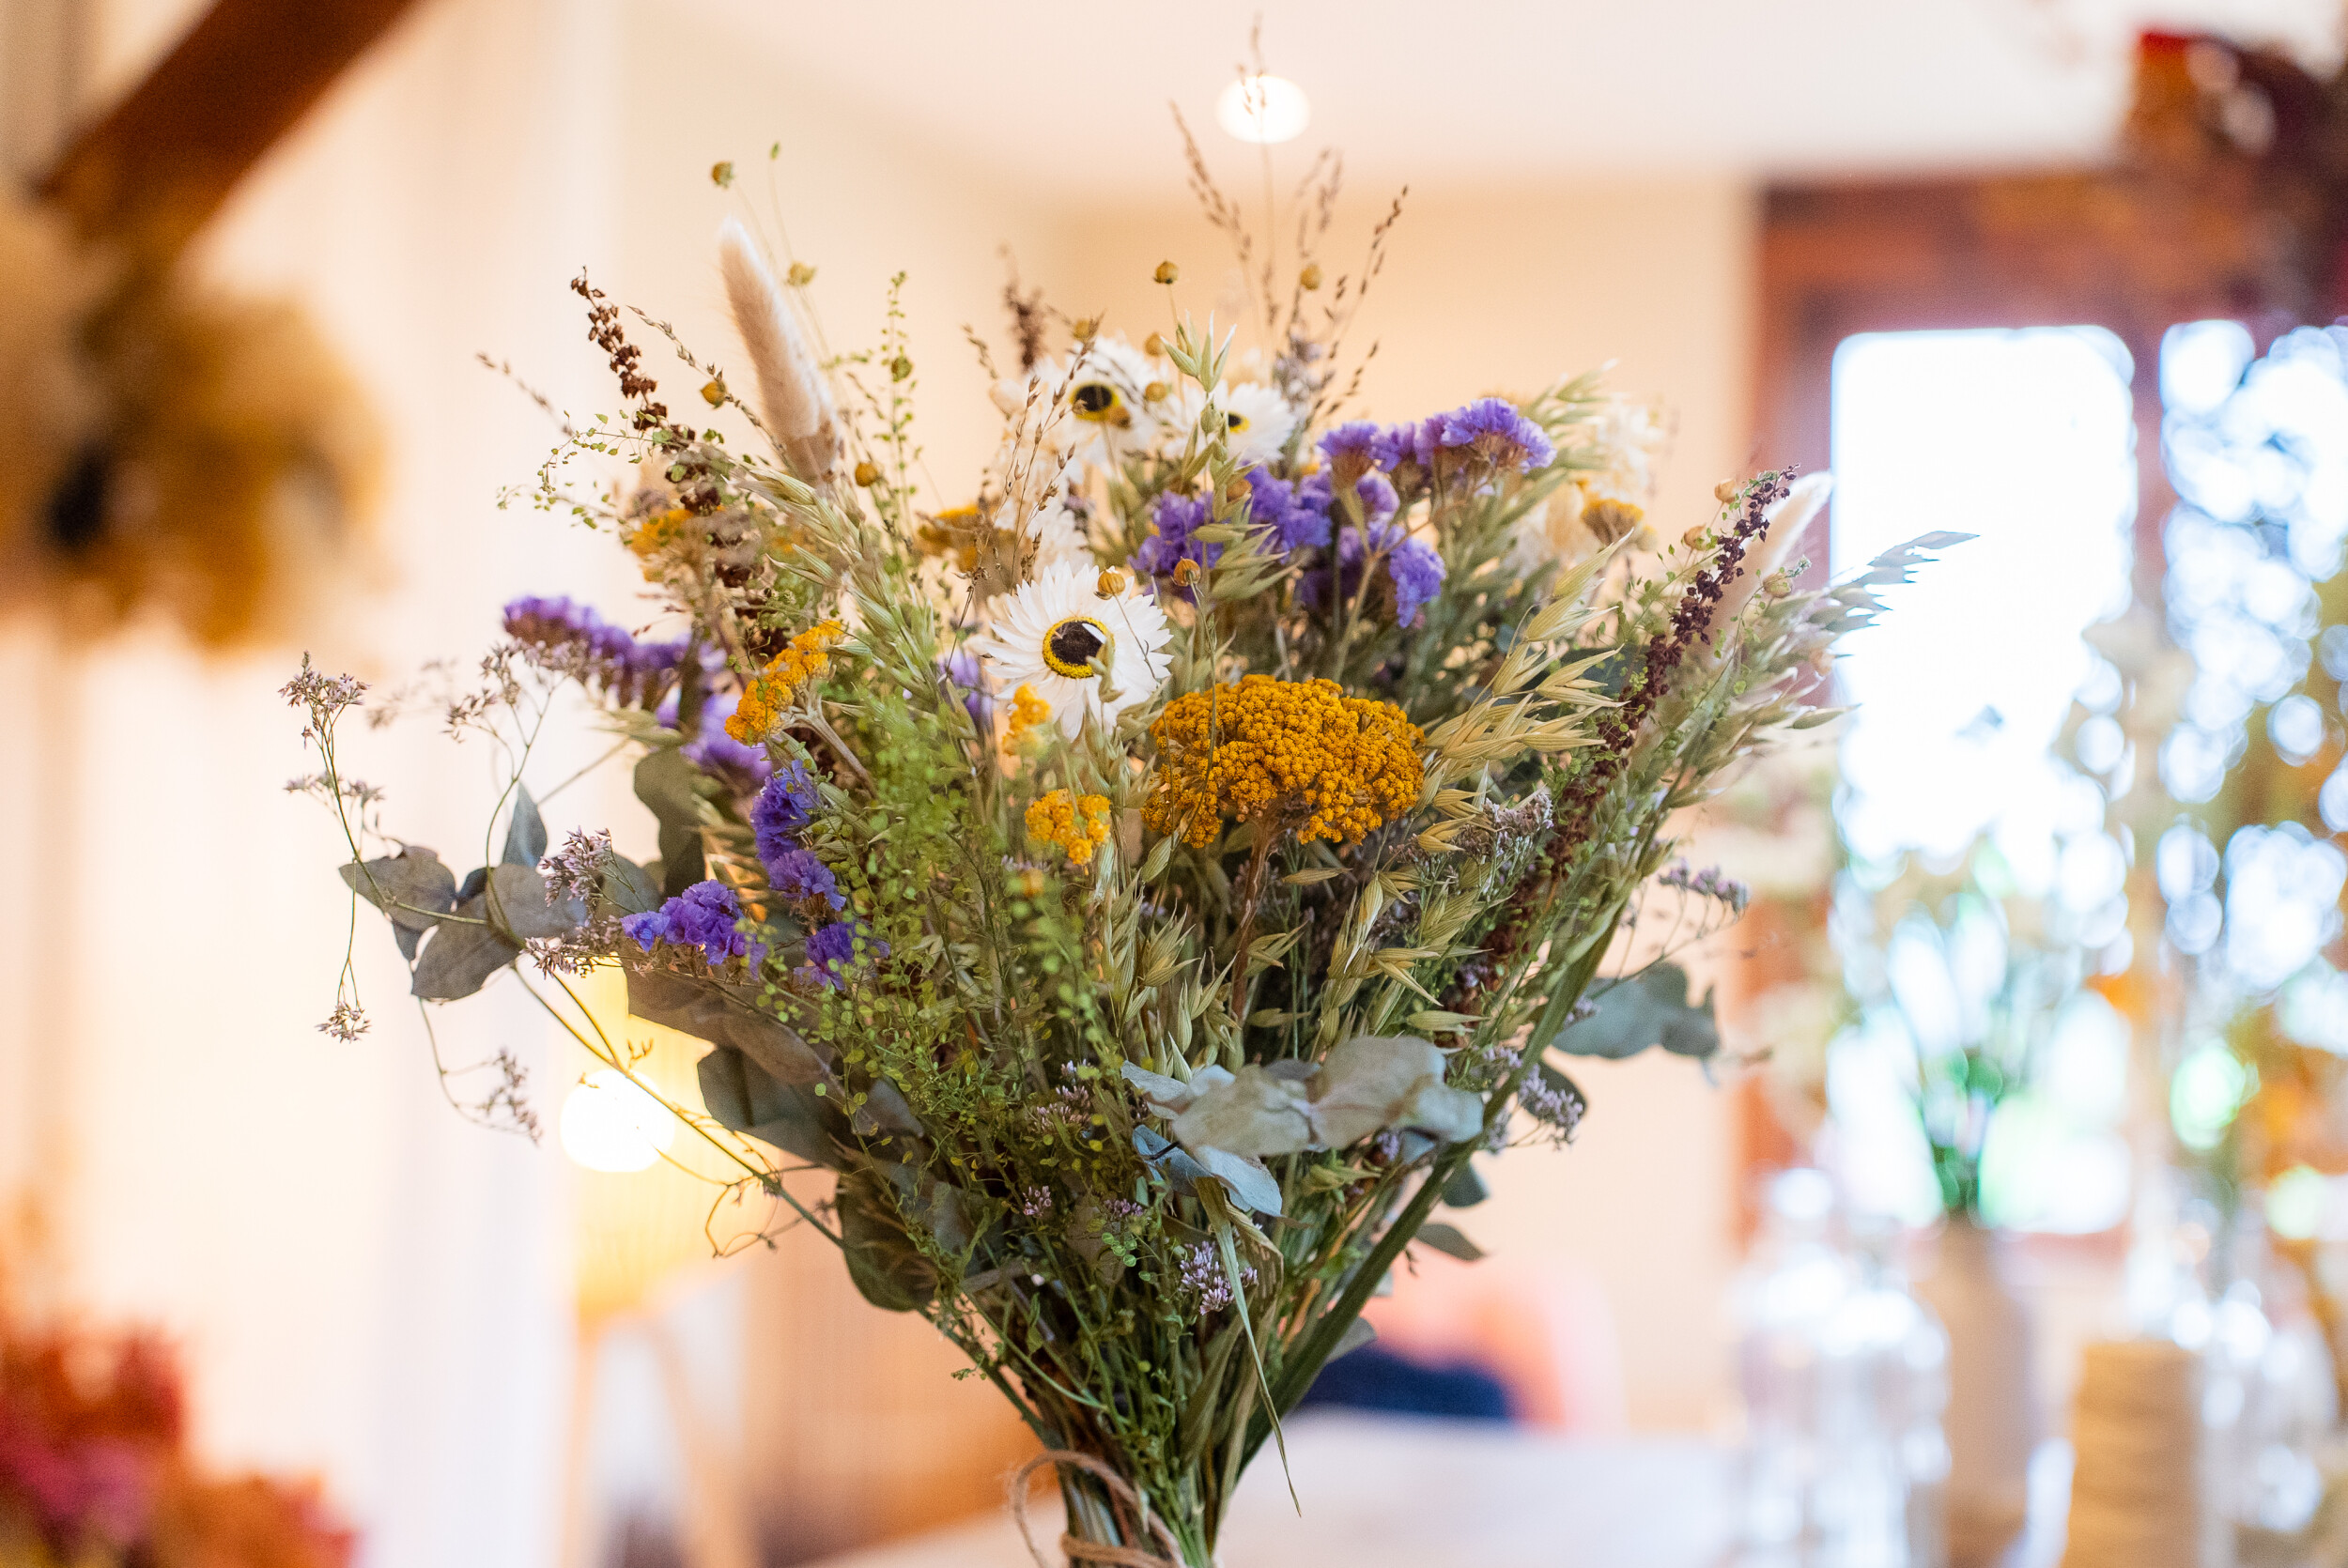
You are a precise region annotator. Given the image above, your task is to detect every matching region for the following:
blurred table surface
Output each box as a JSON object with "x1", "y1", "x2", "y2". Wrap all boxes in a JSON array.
[{"x1": 805, "y1": 1411, "x2": 1738, "y2": 1568}]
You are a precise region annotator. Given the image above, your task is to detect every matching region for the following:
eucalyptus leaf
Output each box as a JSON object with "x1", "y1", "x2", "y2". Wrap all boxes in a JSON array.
[
  {"x1": 409, "y1": 897, "x2": 520, "y2": 1000},
  {"x1": 487, "y1": 864, "x2": 585, "y2": 940},
  {"x1": 1440, "y1": 1161, "x2": 1489, "y2": 1208},
  {"x1": 339, "y1": 849, "x2": 456, "y2": 931},
  {"x1": 635, "y1": 747, "x2": 706, "y2": 897},
  {"x1": 1414, "y1": 1222, "x2": 1486, "y2": 1263},
  {"x1": 629, "y1": 969, "x2": 828, "y2": 1084},
  {"x1": 394, "y1": 924, "x2": 424, "y2": 962},
  {"x1": 836, "y1": 1166, "x2": 935, "y2": 1312},
  {"x1": 1554, "y1": 963, "x2": 1720, "y2": 1060},
  {"x1": 1191, "y1": 1146, "x2": 1284, "y2": 1217},
  {"x1": 1310, "y1": 1035, "x2": 1480, "y2": 1147},
  {"x1": 602, "y1": 853, "x2": 662, "y2": 915},
  {"x1": 694, "y1": 1043, "x2": 845, "y2": 1168},
  {"x1": 1170, "y1": 1067, "x2": 1311, "y2": 1157},
  {"x1": 501, "y1": 782, "x2": 548, "y2": 869}
]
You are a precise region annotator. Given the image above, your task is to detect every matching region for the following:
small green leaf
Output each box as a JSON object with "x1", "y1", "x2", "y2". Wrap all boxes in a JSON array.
[
  {"x1": 1414, "y1": 1221, "x2": 1486, "y2": 1262},
  {"x1": 501, "y1": 782, "x2": 548, "y2": 868},
  {"x1": 1440, "y1": 1161, "x2": 1488, "y2": 1208}
]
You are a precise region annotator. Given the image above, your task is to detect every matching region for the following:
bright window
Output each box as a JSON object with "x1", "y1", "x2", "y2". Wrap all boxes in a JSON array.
[{"x1": 1825, "y1": 327, "x2": 2139, "y2": 1232}]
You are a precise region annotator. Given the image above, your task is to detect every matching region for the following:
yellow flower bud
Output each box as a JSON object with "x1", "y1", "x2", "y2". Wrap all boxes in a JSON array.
[
  {"x1": 710, "y1": 161, "x2": 735, "y2": 188},
  {"x1": 785, "y1": 260, "x2": 816, "y2": 286},
  {"x1": 1171, "y1": 559, "x2": 1201, "y2": 588},
  {"x1": 1682, "y1": 526, "x2": 1709, "y2": 548},
  {"x1": 1153, "y1": 260, "x2": 1181, "y2": 284},
  {"x1": 1299, "y1": 262, "x2": 1324, "y2": 290},
  {"x1": 1096, "y1": 568, "x2": 1129, "y2": 597},
  {"x1": 1761, "y1": 570, "x2": 1793, "y2": 599},
  {"x1": 1143, "y1": 381, "x2": 1169, "y2": 404},
  {"x1": 1143, "y1": 332, "x2": 1166, "y2": 358},
  {"x1": 700, "y1": 378, "x2": 726, "y2": 407},
  {"x1": 888, "y1": 354, "x2": 913, "y2": 383},
  {"x1": 1071, "y1": 317, "x2": 1099, "y2": 342},
  {"x1": 854, "y1": 460, "x2": 880, "y2": 487}
]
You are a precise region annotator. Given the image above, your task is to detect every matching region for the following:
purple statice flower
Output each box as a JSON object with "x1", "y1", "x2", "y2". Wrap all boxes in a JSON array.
[
  {"x1": 1020, "y1": 1185, "x2": 1055, "y2": 1218},
  {"x1": 623, "y1": 880, "x2": 766, "y2": 968},
  {"x1": 1133, "y1": 489, "x2": 1217, "y2": 585},
  {"x1": 1429, "y1": 396, "x2": 1555, "y2": 474},
  {"x1": 798, "y1": 917, "x2": 888, "y2": 990},
  {"x1": 1297, "y1": 469, "x2": 1398, "y2": 535},
  {"x1": 679, "y1": 688, "x2": 774, "y2": 786},
  {"x1": 1659, "y1": 859, "x2": 1752, "y2": 915},
  {"x1": 765, "y1": 846, "x2": 846, "y2": 912},
  {"x1": 502, "y1": 595, "x2": 687, "y2": 707},
  {"x1": 942, "y1": 646, "x2": 992, "y2": 728},
  {"x1": 1371, "y1": 420, "x2": 1437, "y2": 475},
  {"x1": 1237, "y1": 467, "x2": 1331, "y2": 554},
  {"x1": 751, "y1": 760, "x2": 822, "y2": 868},
  {"x1": 1300, "y1": 521, "x2": 1449, "y2": 628},
  {"x1": 1318, "y1": 421, "x2": 1388, "y2": 484}
]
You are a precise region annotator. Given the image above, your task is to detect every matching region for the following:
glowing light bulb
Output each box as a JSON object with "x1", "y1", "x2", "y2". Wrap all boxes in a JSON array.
[
  {"x1": 1216, "y1": 75, "x2": 1309, "y2": 146},
  {"x1": 559, "y1": 1068, "x2": 677, "y2": 1173}
]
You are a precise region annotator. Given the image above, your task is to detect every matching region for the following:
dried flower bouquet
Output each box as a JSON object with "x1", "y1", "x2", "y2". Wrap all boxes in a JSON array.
[{"x1": 287, "y1": 141, "x2": 1935, "y2": 1566}]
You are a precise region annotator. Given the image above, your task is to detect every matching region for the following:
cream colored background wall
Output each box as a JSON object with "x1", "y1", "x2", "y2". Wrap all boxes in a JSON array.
[{"x1": 1, "y1": 1, "x2": 1759, "y2": 1558}]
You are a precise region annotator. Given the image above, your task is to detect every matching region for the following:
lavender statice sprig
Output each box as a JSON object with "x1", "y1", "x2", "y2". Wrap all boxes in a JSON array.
[{"x1": 502, "y1": 595, "x2": 687, "y2": 708}]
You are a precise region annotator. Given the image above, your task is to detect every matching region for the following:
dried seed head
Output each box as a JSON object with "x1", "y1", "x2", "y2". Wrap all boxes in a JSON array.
[
  {"x1": 1144, "y1": 380, "x2": 1169, "y2": 404},
  {"x1": 1143, "y1": 332, "x2": 1166, "y2": 357},
  {"x1": 710, "y1": 161, "x2": 735, "y2": 188},
  {"x1": 1097, "y1": 567, "x2": 1129, "y2": 597},
  {"x1": 785, "y1": 260, "x2": 816, "y2": 286},
  {"x1": 854, "y1": 460, "x2": 880, "y2": 486},
  {"x1": 1071, "y1": 317, "x2": 1099, "y2": 342},
  {"x1": 1171, "y1": 559, "x2": 1201, "y2": 588},
  {"x1": 1682, "y1": 526, "x2": 1709, "y2": 548},
  {"x1": 700, "y1": 378, "x2": 726, "y2": 407},
  {"x1": 1154, "y1": 260, "x2": 1181, "y2": 284},
  {"x1": 1761, "y1": 570, "x2": 1793, "y2": 599},
  {"x1": 1713, "y1": 479, "x2": 1742, "y2": 504},
  {"x1": 1299, "y1": 262, "x2": 1324, "y2": 290},
  {"x1": 888, "y1": 354, "x2": 913, "y2": 383},
  {"x1": 1225, "y1": 479, "x2": 1251, "y2": 504}
]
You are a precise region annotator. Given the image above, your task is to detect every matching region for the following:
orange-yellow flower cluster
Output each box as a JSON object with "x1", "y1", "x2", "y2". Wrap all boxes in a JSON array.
[
  {"x1": 726, "y1": 621, "x2": 845, "y2": 743},
  {"x1": 1143, "y1": 675, "x2": 1424, "y2": 849},
  {"x1": 1004, "y1": 684, "x2": 1052, "y2": 746},
  {"x1": 1025, "y1": 789, "x2": 1113, "y2": 867}
]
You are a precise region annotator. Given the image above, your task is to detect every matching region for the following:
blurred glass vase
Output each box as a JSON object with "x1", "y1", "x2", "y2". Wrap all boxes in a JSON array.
[{"x1": 1914, "y1": 1217, "x2": 2040, "y2": 1568}]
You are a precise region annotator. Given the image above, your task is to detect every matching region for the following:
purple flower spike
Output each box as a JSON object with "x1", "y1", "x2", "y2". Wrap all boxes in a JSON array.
[
  {"x1": 502, "y1": 595, "x2": 687, "y2": 707},
  {"x1": 751, "y1": 761, "x2": 822, "y2": 868},
  {"x1": 1429, "y1": 397, "x2": 1554, "y2": 473},
  {"x1": 765, "y1": 847, "x2": 846, "y2": 912},
  {"x1": 798, "y1": 917, "x2": 888, "y2": 990},
  {"x1": 623, "y1": 880, "x2": 766, "y2": 968}
]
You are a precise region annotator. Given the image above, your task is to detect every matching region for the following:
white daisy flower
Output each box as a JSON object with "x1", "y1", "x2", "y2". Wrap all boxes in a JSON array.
[
  {"x1": 1168, "y1": 379, "x2": 1300, "y2": 468},
  {"x1": 970, "y1": 560, "x2": 1172, "y2": 738},
  {"x1": 1000, "y1": 334, "x2": 1166, "y2": 471}
]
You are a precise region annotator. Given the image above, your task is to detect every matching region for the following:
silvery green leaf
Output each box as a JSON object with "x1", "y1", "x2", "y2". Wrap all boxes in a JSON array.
[
  {"x1": 1329, "y1": 1317, "x2": 1377, "y2": 1360},
  {"x1": 1414, "y1": 1221, "x2": 1486, "y2": 1263},
  {"x1": 501, "y1": 782, "x2": 548, "y2": 869},
  {"x1": 694, "y1": 1044, "x2": 844, "y2": 1168},
  {"x1": 634, "y1": 747, "x2": 706, "y2": 897},
  {"x1": 339, "y1": 849, "x2": 456, "y2": 931},
  {"x1": 409, "y1": 898, "x2": 520, "y2": 1000},
  {"x1": 601, "y1": 853, "x2": 661, "y2": 915},
  {"x1": 1133, "y1": 1127, "x2": 1209, "y2": 1196},
  {"x1": 1398, "y1": 1082, "x2": 1485, "y2": 1144},
  {"x1": 1192, "y1": 1146, "x2": 1284, "y2": 1216},
  {"x1": 1120, "y1": 1061, "x2": 1198, "y2": 1113},
  {"x1": 487, "y1": 864, "x2": 584, "y2": 939},
  {"x1": 1306, "y1": 1035, "x2": 1448, "y2": 1148},
  {"x1": 628, "y1": 969, "x2": 828, "y2": 1084},
  {"x1": 1555, "y1": 963, "x2": 1720, "y2": 1060},
  {"x1": 836, "y1": 1166, "x2": 935, "y2": 1313},
  {"x1": 1441, "y1": 1161, "x2": 1489, "y2": 1208},
  {"x1": 853, "y1": 1075, "x2": 925, "y2": 1138},
  {"x1": 394, "y1": 923, "x2": 424, "y2": 962},
  {"x1": 1171, "y1": 1066, "x2": 1311, "y2": 1157}
]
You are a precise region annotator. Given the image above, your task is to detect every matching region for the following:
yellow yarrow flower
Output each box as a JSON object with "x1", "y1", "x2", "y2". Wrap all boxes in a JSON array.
[
  {"x1": 1004, "y1": 684, "x2": 1052, "y2": 746},
  {"x1": 1026, "y1": 789, "x2": 1113, "y2": 867},
  {"x1": 726, "y1": 621, "x2": 845, "y2": 743},
  {"x1": 1143, "y1": 675, "x2": 1424, "y2": 849}
]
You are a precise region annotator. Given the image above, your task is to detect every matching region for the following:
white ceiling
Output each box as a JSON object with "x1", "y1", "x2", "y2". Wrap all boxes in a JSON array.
[{"x1": 727, "y1": 0, "x2": 2344, "y2": 196}]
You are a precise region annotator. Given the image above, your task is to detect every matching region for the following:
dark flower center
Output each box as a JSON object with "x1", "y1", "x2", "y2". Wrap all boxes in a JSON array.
[{"x1": 1043, "y1": 616, "x2": 1109, "y2": 678}]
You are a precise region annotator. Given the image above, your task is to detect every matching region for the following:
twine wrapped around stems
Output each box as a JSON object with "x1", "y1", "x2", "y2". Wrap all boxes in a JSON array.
[{"x1": 1009, "y1": 1451, "x2": 1195, "y2": 1568}]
